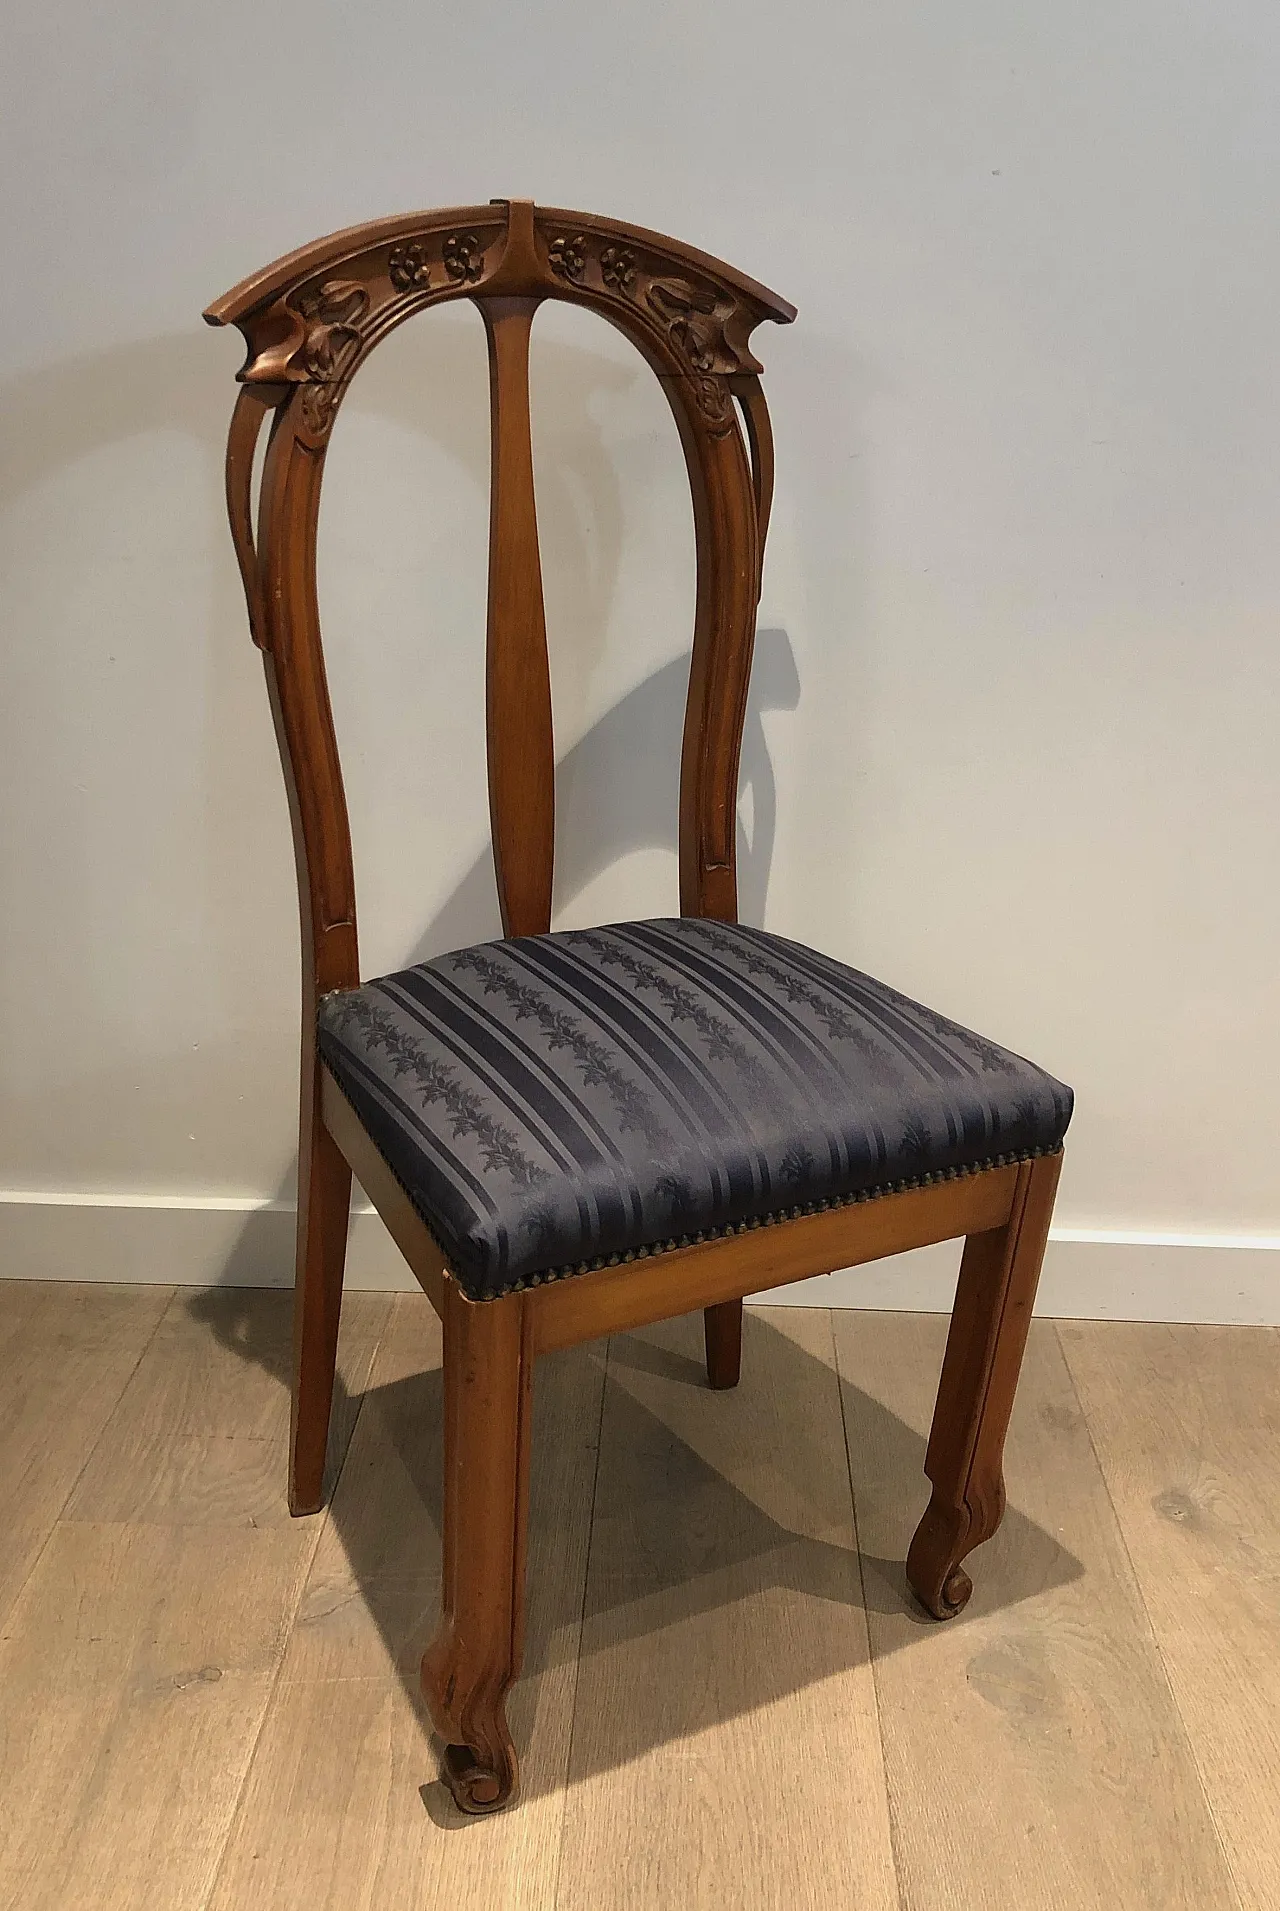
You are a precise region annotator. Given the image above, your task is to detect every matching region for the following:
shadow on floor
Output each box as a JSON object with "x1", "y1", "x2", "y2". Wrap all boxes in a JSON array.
[{"x1": 185, "y1": 1285, "x2": 1083, "y2": 1807}]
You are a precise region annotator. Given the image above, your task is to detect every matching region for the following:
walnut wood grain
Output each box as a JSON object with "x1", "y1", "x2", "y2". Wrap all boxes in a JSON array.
[
  {"x1": 223, "y1": 383, "x2": 283, "y2": 650},
  {"x1": 730, "y1": 372, "x2": 776, "y2": 600},
  {"x1": 288, "y1": 1098, "x2": 352, "y2": 1517},
  {"x1": 256, "y1": 423, "x2": 359, "y2": 1517},
  {"x1": 420, "y1": 1283, "x2": 533, "y2": 1813},
  {"x1": 906, "y1": 1152, "x2": 1062, "y2": 1617},
  {"x1": 530, "y1": 1167, "x2": 1020, "y2": 1356},
  {"x1": 209, "y1": 202, "x2": 1065, "y2": 1813},
  {"x1": 703, "y1": 1299, "x2": 743, "y2": 1389},
  {"x1": 205, "y1": 197, "x2": 792, "y2": 933},
  {"x1": 481, "y1": 294, "x2": 555, "y2": 937}
]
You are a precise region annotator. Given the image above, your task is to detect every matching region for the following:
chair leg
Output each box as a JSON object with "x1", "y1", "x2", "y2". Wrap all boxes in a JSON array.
[
  {"x1": 704, "y1": 1298, "x2": 743, "y2": 1389},
  {"x1": 288, "y1": 1101, "x2": 352, "y2": 1517},
  {"x1": 906, "y1": 1152, "x2": 1062, "y2": 1619},
  {"x1": 422, "y1": 1281, "x2": 532, "y2": 1815}
]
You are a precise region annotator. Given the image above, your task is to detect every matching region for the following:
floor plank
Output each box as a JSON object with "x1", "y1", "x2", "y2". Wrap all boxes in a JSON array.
[
  {"x1": 834, "y1": 1310, "x2": 1239, "y2": 1911},
  {"x1": 0, "y1": 1281, "x2": 170, "y2": 1626},
  {"x1": 5, "y1": 1281, "x2": 1276, "y2": 1909},
  {"x1": 0, "y1": 1515, "x2": 314, "y2": 1911},
  {"x1": 64, "y1": 1287, "x2": 391, "y2": 1526},
  {"x1": 556, "y1": 1305, "x2": 898, "y2": 1911},
  {"x1": 206, "y1": 1292, "x2": 605, "y2": 1911},
  {"x1": 0, "y1": 1284, "x2": 390, "y2": 1911},
  {"x1": 1059, "y1": 1321, "x2": 1280, "y2": 1911}
]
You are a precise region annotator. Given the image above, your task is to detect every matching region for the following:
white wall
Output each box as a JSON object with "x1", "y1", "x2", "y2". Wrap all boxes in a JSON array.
[{"x1": 2, "y1": 2, "x2": 1278, "y2": 1305}]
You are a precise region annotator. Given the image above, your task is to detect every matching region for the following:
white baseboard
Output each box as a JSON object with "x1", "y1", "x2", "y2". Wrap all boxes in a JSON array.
[
  {"x1": 1, "y1": 1191, "x2": 1278, "y2": 1325},
  {"x1": 765, "y1": 1234, "x2": 1280, "y2": 1324},
  {"x1": 0, "y1": 1191, "x2": 411, "y2": 1292}
]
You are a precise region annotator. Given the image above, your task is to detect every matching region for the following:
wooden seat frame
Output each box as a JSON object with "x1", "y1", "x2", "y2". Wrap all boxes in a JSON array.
[{"x1": 206, "y1": 199, "x2": 1063, "y2": 1814}]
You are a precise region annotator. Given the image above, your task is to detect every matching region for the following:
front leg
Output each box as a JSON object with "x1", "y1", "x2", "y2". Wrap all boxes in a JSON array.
[
  {"x1": 421, "y1": 1280, "x2": 532, "y2": 1813},
  {"x1": 907, "y1": 1152, "x2": 1061, "y2": 1618}
]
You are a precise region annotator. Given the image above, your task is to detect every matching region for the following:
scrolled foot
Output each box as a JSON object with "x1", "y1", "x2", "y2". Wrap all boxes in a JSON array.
[
  {"x1": 422, "y1": 1627, "x2": 520, "y2": 1815},
  {"x1": 915, "y1": 1559, "x2": 974, "y2": 1620},
  {"x1": 906, "y1": 1495, "x2": 976, "y2": 1621},
  {"x1": 441, "y1": 1739, "x2": 519, "y2": 1815}
]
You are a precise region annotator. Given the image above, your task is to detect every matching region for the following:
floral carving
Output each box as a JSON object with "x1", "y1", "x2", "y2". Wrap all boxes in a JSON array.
[
  {"x1": 292, "y1": 277, "x2": 371, "y2": 434},
  {"x1": 646, "y1": 276, "x2": 728, "y2": 375},
  {"x1": 691, "y1": 375, "x2": 733, "y2": 431},
  {"x1": 443, "y1": 232, "x2": 484, "y2": 282},
  {"x1": 548, "y1": 233, "x2": 587, "y2": 281},
  {"x1": 300, "y1": 380, "x2": 345, "y2": 434},
  {"x1": 590, "y1": 253, "x2": 740, "y2": 431},
  {"x1": 600, "y1": 245, "x2": 636, "y2": 292},
  {"x1": 297, "y1": 278, "x2": 369, "y2": 382},
  {"x1": 387, "y1": 241, "x2": 431, "y2": 291}
]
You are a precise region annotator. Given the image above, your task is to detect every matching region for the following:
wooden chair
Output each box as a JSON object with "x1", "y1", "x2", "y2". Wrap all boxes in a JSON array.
[{"x1": 206, "y1": 199, "x2": 1072, "y2": 1814}]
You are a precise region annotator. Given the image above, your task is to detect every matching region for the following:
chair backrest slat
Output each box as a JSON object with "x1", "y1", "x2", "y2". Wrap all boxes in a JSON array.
[
  {"x1": 206, "y1": 198, "x2": 795, "y2": 990},
  {"x1": 481, "y1": 294, "x2": 555, "y2": 937}
]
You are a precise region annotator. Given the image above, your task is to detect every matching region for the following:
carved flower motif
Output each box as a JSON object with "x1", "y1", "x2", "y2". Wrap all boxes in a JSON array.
[
  {"x1": 388, "y1": 242, "x2": 431, "y2": 292},
  {"x1": 600, "y1": 246, "x2": 637, "y2": 293},
  {"x1": 296, "y1": 279, "x2": 369, "y2": 383},
  {"x1": 443, "y1": 232, "x2": 484, "y2": 282},
  {"x1": 647, "y1": 277, "x2": 724, "y2": 374},
  {"x1": 693, "y1": 375, "x2": 733, "y2": 432},
  {"x1": 548, "y1": 234, "x2": 587, "y2": 282},
  {"x1": 301, "y1": 382, "x2": 340, "y2": 434}
]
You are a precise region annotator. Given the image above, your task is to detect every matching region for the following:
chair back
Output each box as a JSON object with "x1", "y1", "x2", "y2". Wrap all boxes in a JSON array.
[{"x1": 206, "y1": 198, "x2": 795, "y2": 997}]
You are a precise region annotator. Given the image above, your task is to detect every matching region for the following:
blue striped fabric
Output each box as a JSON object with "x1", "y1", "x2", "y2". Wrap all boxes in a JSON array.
[{"x1": 317, "y1": 919, "x2": 1072, "y2": 1301}]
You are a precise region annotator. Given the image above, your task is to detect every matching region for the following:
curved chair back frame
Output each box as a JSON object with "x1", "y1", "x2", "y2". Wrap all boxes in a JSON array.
[{"x1": 205, "y1": 198, "x2": 796, "y2": 1013}]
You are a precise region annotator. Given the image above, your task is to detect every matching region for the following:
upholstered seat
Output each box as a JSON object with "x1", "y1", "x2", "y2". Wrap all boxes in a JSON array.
[{"x1": 318, "y1": 918, "x2": 1072, "y2": 1301}]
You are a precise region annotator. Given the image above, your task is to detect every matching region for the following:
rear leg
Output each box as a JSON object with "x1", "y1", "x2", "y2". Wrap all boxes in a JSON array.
[
  {"x1": 289, "y1": 1091, "x2": 351, "y2": 1516},
  {"x1": 704, "y1": 1299, "x2": 743, "y2": 1389}
]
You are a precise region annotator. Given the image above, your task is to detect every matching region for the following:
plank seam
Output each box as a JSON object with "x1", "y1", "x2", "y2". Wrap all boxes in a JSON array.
[
  {"x1": 194, "y1": 1296, "x2": 390, "y2": 1911},
  {"x1": 1051, "y1": 1323, "x2": 1247, "y2": 1911},
  {"x1": 553, "y1": 1335, "x2": 611, "y2": 1905},
  {"x1": 832, "y1": 1304, "x2": 909, "y2": 1911},
  {"x1": 0, "y1": 1288, "x2": 175, "y2": 1634}
]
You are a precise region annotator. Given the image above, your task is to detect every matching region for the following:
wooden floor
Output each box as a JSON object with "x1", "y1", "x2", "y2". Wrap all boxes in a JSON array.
[{"x1": 0, "y1": 1282, "x2": 1274, "y2": 1910}]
